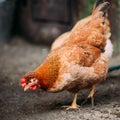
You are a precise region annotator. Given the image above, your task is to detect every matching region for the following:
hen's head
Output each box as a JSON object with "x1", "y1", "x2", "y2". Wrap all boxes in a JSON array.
[{"x1": 20, "y1": 72, "x2": 40, "y2": 91}]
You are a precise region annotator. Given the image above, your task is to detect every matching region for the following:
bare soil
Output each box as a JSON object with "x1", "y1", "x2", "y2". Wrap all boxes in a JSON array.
[{"x1": 0, "y1": 38, "x2": 120, "y2": 120}]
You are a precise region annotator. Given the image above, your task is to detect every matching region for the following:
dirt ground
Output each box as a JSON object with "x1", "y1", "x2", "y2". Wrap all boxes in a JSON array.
[{"x1": 0, "y1": 38, "x2": 120, "y2": 120}]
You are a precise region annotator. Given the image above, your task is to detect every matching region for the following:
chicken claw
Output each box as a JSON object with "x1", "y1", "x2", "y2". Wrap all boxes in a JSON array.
[
  {"x1": 62, "y1": 104, "x2": 80, "y2": 110},
  {"x1": 81, "y1": 85, "x2": 96, "y2": 109},
  {"x1": 62, "y1": 93, "x2": 80, "y2": 110}
]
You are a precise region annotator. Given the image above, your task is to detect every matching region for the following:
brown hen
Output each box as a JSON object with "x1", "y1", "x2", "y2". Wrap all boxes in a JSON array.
[{"x1": 20, "y1": 2, "x2": 110, "y2": 110}]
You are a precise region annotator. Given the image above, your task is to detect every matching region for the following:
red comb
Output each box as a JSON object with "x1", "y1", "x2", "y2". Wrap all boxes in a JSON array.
[{"x1": 20, "y1": 77, "x2": 26, "y2": 87}]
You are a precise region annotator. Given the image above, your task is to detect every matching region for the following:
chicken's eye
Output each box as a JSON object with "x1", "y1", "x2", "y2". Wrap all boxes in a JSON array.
[
  {"x1": 30, "y1": 79, "x2": 33, "y2": 83},
  {"x1": 29, "y1": 79, "x2": 36, "y2": 84}
]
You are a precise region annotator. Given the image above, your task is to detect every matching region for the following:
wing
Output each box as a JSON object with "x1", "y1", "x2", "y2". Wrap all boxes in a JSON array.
[
  {"x1": 48, "y1": 45, "x2": 108, "y2": 92},
  {"x1": 50, "y1": 53, "x2": 108, "y2": 92}
]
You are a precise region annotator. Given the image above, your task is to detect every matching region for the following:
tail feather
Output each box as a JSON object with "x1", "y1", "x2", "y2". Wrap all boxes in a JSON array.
[
  {"x1": 92, "y1": 2, "x2": 110, "y2": 15},
  {"x1": 99, "y1": 2, "x2": 110, "y2": 12},
  {"x1": 93, "y1": 0, "x2": 104, "y2": 10}
]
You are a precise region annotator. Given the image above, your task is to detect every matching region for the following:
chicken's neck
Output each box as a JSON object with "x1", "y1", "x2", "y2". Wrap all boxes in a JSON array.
[{"x1": 34, "y1": 56, "x2": 61, "y2": 90}]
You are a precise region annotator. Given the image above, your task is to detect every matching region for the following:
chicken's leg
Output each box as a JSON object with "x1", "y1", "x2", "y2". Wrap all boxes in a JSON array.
[
  {"x1": 62, "y1": 93, "x2": 80, "y2": 110},
  {"x1": 81, "y1": 85, "x2": 96, "y2": 109},
  {"x1": 88, "y1": 85, "x2": 95, "y2": 108}
]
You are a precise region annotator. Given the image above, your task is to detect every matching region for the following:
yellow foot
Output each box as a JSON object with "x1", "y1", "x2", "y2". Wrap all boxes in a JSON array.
[
  {"x1": 81, "y1": 85, "x2": 95, "y2": 109},
  {"x1": 62, "y1": 93, "x2": 80, "y2": 110},
  {"x1": 81, "y1": 97, "x2": 94, "y2": 108},
  {"x1": 62, "y1": 105, "x2": 80, "y2": 110}
]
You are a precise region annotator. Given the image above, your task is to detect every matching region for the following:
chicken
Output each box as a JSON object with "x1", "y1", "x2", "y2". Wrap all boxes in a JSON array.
[{"x1": 20, "y1": 2, "x2": 110, "y2": 110}]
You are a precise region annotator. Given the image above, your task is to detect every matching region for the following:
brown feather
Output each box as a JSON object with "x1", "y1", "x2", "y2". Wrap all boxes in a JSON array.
[{"x1": 34, "y1": 56, "x2": 60, "y2": 90}]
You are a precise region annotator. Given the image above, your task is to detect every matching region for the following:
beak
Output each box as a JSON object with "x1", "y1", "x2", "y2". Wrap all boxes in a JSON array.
[
  {"x1": 23, "y1": 82, "x2": 35, "y2": 91},
  {"x1": 24, "y1": 85, "x2": 30, "y2": 91}
]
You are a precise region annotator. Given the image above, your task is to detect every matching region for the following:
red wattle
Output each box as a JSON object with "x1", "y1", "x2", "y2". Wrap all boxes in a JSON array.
[{"x1": 30, "y1": 85, "x2": 37, "y2": 91}]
